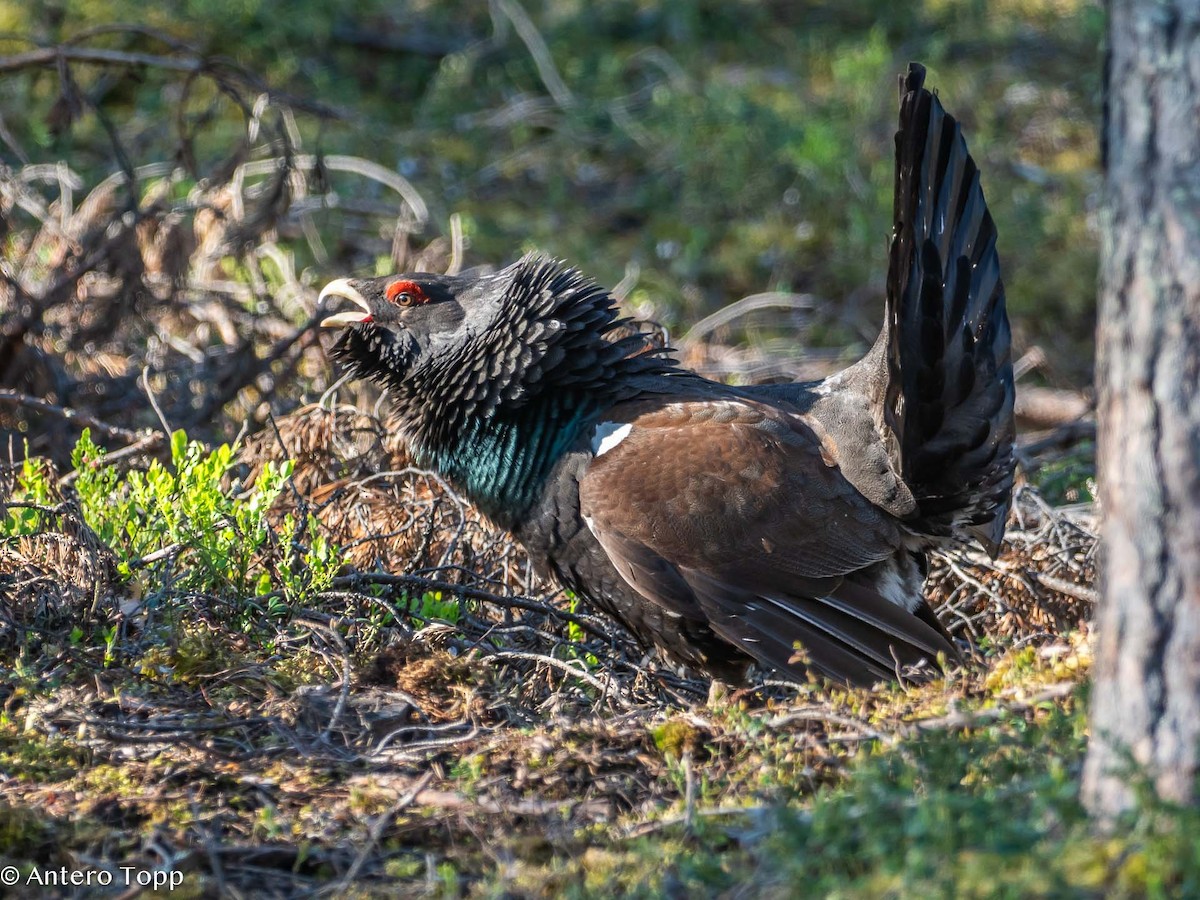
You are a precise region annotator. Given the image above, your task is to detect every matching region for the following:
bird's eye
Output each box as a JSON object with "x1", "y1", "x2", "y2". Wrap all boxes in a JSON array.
[{"x1": 386, "y1": 279, "x2": 426, "y2": 308}]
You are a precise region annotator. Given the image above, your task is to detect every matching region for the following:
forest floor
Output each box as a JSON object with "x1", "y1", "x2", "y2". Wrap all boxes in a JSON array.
[{"x1": 1, "y1": 406, "x2": 1153, "y2": 898}]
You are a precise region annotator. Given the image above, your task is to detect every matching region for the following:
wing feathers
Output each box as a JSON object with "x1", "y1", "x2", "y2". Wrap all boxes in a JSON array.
[
  {"x1": 577, "y1": 394, "x2": 958, "y2": 686},
  {"x1": 584, "y1": 507, "x2": 956, "y2": 686}
]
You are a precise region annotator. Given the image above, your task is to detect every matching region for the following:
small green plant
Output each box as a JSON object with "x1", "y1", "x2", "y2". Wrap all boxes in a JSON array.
[
  {"x1": 1, "y1": 428, "x2": 349, "y2": 611},
  {"x1": 449, "y1": 754, "x2": 486, "y2": 795},
  {"x1": 275, "y1": 513, "x2": 341, "y2": 607},
  {"x1": 0, "y1": 453, "x2": 56, "y2": 537},
  {"x1": 253, "y1": 804, "x2": 285, "y2": 841},
  {"x1": 100, "y1": 624, "x2": 120, "y2": 668},
  {"x1": 407, "y1": 590, "x2": 461, "y2": 625},
  {"x1": 71, "y1": 428, "x2": 289, "y2": 596},
  {"x1": 1033, "y1": 443, "x2": 1097, "y2": 505},
  {"x1": 436, "y1": 861, "x2": 459, "y2": 898},
  {"x1": 565, "y1": 594, "x2": 600, "y2": 668}
]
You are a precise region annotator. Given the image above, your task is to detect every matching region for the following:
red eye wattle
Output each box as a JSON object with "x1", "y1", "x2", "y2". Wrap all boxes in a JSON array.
[{"x1": 386, "y1": 280, "x2": 427, "y2": 307}]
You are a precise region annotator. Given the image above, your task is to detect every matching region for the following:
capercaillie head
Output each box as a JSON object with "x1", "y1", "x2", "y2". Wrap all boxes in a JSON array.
[{"x1": 318, "y1": 253, "x2": 679, "y2": 524}]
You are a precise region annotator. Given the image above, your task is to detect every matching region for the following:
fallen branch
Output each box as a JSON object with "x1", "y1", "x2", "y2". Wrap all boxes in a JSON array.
[
  {"x1": 1015, "y1": 386, "x2": 1092, "y2": 430},
  {"x1": 0, "y1": 388, "x2": 159, "y2": 445}
]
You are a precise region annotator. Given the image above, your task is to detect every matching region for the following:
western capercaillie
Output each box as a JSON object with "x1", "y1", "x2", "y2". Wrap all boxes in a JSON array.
[{"x1": 318, "y1": 63, "x2": 1015, "y2": 686}]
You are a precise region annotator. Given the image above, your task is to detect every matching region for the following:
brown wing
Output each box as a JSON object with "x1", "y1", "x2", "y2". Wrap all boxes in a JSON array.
[{"x1": 578, "y1": 398, "x2": 955, "y2": 684}]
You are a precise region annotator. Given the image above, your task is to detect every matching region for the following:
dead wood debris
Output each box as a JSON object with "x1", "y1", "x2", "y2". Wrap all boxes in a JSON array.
[{"x1": 0, "y1": 28, "x2": 444, "y2": 468}]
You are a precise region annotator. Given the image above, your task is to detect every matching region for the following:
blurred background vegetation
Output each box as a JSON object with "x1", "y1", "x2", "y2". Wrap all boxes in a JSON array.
[{"x1": 1, "y1": 0, "x2": 1102, "y2": 386}]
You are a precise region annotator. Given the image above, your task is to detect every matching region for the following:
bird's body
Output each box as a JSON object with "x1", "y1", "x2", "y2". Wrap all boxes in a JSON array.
[{"x1": 319, "y1": 64, "x2": 1015, "y2": 686}]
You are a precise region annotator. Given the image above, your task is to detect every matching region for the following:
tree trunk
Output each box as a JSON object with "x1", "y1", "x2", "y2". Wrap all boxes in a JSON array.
[{"x1": 1082, "y1": 0, "x2": 1200, "y2": 821}]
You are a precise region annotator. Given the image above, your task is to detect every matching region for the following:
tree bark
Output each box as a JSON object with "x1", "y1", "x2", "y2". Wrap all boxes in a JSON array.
[{"x1": 1083, "y1": 0, "x2": 1200, "y2": 820}]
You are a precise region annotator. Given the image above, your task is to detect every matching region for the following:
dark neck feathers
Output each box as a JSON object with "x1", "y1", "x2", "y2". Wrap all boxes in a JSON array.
[{"x1": 390, "y1": 255, "x2": 682, "y2": 523}]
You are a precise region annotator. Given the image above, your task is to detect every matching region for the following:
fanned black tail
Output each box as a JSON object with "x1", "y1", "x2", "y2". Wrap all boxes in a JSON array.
[{"x1": 884, "y1": 63, "x2": 1016, "y2": 555}]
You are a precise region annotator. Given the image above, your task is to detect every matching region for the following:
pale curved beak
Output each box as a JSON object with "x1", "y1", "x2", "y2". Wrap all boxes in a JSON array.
[{"x1": 318, "y1": 279, "x2": 373, "y2": 327}]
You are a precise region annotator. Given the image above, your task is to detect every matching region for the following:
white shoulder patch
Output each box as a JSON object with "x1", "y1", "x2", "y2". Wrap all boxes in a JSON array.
[
  {"x1": 875, "y1": 558, "x2": 921, "y2": 611},
  {"x1": 590, "y1": 421, "x2": 633, "y2": 457}
]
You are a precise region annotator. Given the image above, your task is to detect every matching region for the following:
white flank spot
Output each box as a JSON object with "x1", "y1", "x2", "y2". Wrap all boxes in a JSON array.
[
  {"x1": 812, "y1": 368, "x2": 851, "y2": 397},
  {"x1": 590, "y1": 421, "x2": 632, "y2": 457},
  {"x1": 876, "y1": 561, "x2": 919, "y2": 611}
]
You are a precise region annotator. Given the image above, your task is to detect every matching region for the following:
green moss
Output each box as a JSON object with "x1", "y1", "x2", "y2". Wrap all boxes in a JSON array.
[
  {"x1": 649, "y1": 720, "x2": 699, "y2": 759},
  {"x1": 0, "y1": 725, "x2": 90, "y2": 783},
  {"x1": 77, "y1": 763, "x2": 148, "y2": 797},
  {"x1": 135, "y1": 625, "x2": 244, "y2": 686},
  {"x1": 0, "y1": 804, "x2": 51, "y2": 857}
]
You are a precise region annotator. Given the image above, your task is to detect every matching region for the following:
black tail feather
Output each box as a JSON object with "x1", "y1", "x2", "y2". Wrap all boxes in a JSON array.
[{"x1": 885, "y1": 63, "x2": 1016, "y2": 555}]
